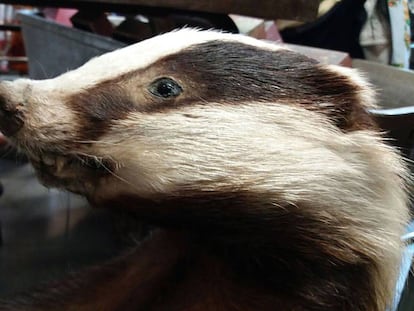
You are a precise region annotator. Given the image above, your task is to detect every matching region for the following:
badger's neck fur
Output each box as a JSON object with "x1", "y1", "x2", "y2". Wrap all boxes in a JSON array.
[{"x1": 94, "y1": 181, "x2": 403, "y2": 311}]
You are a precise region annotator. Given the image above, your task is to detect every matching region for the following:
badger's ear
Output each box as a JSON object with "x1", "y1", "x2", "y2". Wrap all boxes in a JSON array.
[
  {"x1": 308, "y1": 64, "x2": 378, "y2": 132},
  {"x1": 325, "y1": 65, "x2": 377, "y2": 110}
]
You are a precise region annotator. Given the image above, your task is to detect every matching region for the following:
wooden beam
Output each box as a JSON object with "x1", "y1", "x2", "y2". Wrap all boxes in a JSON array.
[
  {"x1": 86, "y1": 0, "x2": 320, "y2": 21},
  {"x1": 4, "y1": 0, "x2": 320, "y2": 21}
]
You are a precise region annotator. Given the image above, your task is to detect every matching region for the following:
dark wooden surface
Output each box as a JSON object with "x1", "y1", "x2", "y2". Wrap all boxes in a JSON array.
[{"x1": 3, "y1": 0, "x2": 320, "y2": 21}]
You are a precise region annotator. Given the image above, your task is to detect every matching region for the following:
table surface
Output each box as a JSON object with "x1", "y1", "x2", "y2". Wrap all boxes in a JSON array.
[{"x1": 3, "y1": 0, "x2": 320, "y2": 21}]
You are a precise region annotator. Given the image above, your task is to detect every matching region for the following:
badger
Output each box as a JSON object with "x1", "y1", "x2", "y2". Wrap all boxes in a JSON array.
[{"x1": 0, "y1": 29, "x2": 410, "y2": 311}]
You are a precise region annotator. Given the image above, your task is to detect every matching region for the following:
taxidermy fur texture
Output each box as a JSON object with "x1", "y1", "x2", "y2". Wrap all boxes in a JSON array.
[{"x1": 0, "y1": 29, "x2": 410, "y2": 311}]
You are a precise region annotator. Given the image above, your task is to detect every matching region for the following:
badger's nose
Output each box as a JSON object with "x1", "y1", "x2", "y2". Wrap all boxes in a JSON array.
[{"x1": 0, "y1": 82, "x2": 24, "y2": 136}]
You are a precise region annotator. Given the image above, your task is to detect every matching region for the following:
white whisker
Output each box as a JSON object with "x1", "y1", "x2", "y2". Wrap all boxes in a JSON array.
[
  {"x1": 101, "y1": 162, "x2": 139, "y2": 191},
  {"x1": 71, "y1": 151, "x2": 139, "y2": 191},
  {"x1": 74, "y1": 140, "x2": 125, "y2": 146}
]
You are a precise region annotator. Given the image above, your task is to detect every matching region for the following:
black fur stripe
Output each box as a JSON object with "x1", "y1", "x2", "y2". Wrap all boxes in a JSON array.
[
  {"x1": 158, "y1": 41, "x2": 374, "y2": 130},
  {"x1": 66, "y1": 82, "x2": 138, "y2": 141},
  {"x1": 66, "y1": 40, "x2": 375, "y2": 141}
]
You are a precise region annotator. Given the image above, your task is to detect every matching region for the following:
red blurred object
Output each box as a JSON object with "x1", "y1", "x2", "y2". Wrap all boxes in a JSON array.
[
  {"x1": 43, "y1": 8, "x2": 77, "y2": 27},
  {"x1": 7, "y1": 30, "x2": 27, "y2": 74},
  {"x1": 0, "y1": 132, "x2": 7, "y2": 145},
  {"x1": 0, "y1": 5, "x2": 31, "y2": 74}
]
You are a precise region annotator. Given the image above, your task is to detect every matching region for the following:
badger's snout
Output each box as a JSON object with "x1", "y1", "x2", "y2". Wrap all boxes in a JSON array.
[
  {"x1": 0, "y1": 78, "x2": 119, "y2": 195},
  {"x1": 0, "y1": 81, "x2": 25, "y2": 136}
]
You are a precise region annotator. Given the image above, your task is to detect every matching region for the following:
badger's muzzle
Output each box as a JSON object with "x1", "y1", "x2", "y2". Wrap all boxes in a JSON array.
[{"x1": 0, "y1": 81, "x2": 24, "y2": 137}]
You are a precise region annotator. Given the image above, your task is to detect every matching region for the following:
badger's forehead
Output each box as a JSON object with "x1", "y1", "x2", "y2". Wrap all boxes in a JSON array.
[
  {"x1": 52, "y1": 29, "x2": 283, "y2": 89},
  {"x1": 24, "y1": 28, "x2": 375, "y2": 144}
]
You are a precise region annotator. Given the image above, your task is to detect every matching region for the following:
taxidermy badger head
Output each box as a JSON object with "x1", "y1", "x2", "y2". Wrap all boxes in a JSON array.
[{"x1": 0, "y1": 29, "x2": 409, "y2": 310}]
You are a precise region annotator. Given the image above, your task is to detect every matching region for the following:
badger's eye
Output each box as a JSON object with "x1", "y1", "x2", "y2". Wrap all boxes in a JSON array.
[{"x1": 149, "y1": 77, "x2": 183, "y2": 99}]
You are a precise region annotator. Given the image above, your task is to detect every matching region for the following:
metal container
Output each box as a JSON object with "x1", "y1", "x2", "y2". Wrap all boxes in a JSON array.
[{"x1": 19, "y1": 12, "x2": 125, "y2": 79}]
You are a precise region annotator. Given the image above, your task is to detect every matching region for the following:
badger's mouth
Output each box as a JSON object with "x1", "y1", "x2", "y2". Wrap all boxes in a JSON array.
[
  {"x1": 28, "y1": 152, "x2": 117, "y2": 195},
  {"x1": 31, "y1": 153, "x2": 115, "y2": 173}
]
